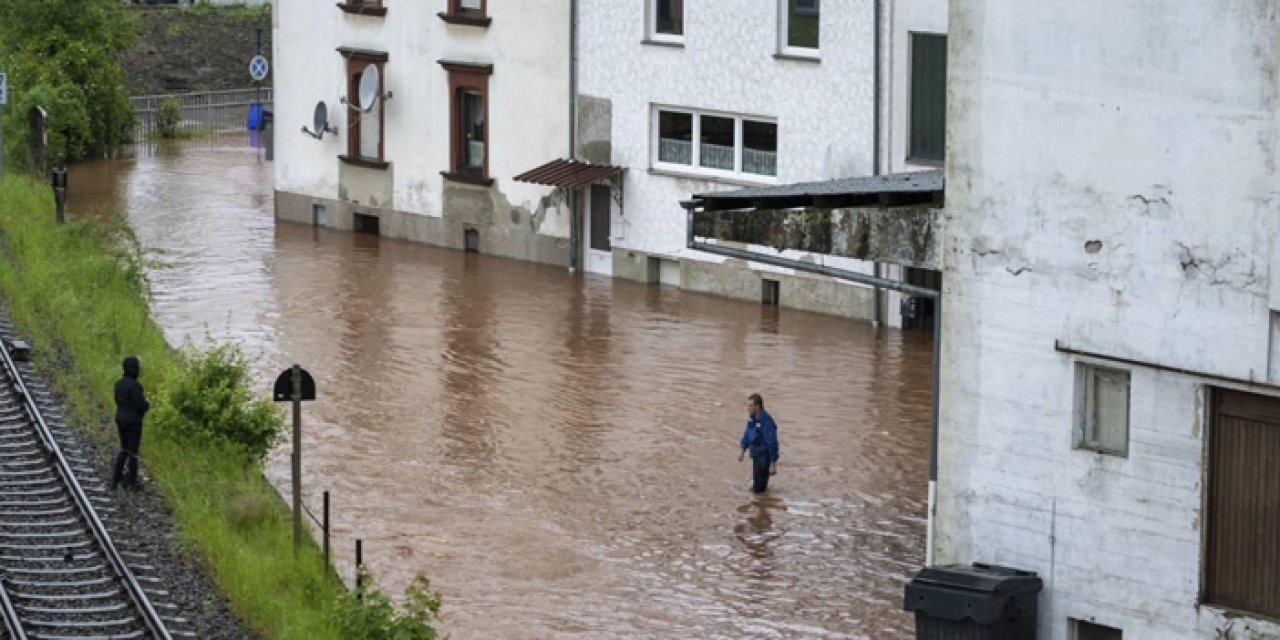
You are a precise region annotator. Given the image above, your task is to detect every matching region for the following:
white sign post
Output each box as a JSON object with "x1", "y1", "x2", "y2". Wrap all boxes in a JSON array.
[{"x1": 0, "y1": 72, "x2": 7, "y2": 178}]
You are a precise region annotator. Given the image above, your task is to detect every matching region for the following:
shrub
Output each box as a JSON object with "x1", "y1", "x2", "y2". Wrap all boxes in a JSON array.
[
  {"x1": 150, "y1": 341, "x2": 283, "y2": 462},
  {"x1": 155, "y1": 97, "x2": 183, "y2": 139},
  {"x1": 0, "y1": 0, "x2": 138, "y2": 165},
  {"x1": 334, "y1": 572, "x2": 444, "y2": 640}
]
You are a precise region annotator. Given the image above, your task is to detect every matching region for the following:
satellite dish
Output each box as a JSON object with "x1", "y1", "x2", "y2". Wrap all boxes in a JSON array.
[
  {"x1": 357, "y1": 65, "x2": 380, "y2": 112},
  {"x1": 313, "y1": 101, "x2": 329, "y2": 135}
]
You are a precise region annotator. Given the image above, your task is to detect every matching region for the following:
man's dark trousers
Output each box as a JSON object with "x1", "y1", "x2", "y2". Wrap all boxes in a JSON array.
[
  {"x1": 751, "y1": 456, "x2": 771, "y2": 493},
  {"x1": 113, "y1": 421, "x2": 142, "y2": 488}
]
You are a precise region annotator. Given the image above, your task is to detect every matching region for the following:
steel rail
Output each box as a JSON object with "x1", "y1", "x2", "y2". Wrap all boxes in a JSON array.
[
  {"x1": 0, "y1": 578, "x2": 27, "y2": 640},
  {"x1": 0, "y1": 343, "x2": 172, "y2": 640}
]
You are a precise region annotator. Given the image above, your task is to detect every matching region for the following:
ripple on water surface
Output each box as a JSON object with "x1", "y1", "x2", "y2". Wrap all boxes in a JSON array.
[{"x1": 70, "y1": 138, "x2": 933, "y2": 639}]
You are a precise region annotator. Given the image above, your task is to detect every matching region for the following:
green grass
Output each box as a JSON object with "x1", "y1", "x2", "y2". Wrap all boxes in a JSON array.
[{"x1": 0, "y1": 174, "x2": 343, "y2": 639}]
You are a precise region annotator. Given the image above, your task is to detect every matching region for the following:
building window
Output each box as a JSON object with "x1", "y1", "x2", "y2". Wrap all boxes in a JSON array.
[
  {"x1": 1205, "y1": 388, "x2": 1280, "y2": 620},
  {"x1": 909, "y1": 33, "x2": 947, "y2": 163},
  {"x1": 440, "y1": 60, "x2": 493, "y2": 185},
  {"x1": 648, "y1": 0, "x2": 683, "y2": 42},
  {"x1": 780, "y1": 0, "x2": 819, "y2": 53},
  {"x1": 440, "y1": 0, "x2": 489, "y2": 25},
  {"x1": 1072, "y1": 620, "x2": 1122, "y2": 640},
  {"x1": 339, "y1": 48, "x2": 389, "y2": 168},
  {"x1": 338, "y1": 0, "x2": 386, "y2": 16},
  {"x1": 460, "y1": 91, "x2": 485, "y2": 171},
  {"x1": 1073, "y1": 364, "x2": 1129, "y2": 456},
  {"x1": 653, "y1": 107, "x2": 777, "y2": 179}
]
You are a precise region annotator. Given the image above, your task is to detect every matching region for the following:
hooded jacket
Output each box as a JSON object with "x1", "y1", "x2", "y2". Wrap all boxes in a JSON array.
[
  {"x1": 740, "y1": 409, "x2": 780, "y2": 462},
  {"x1": 114, "y1": 356, "x2": 150, "y2": 425}
]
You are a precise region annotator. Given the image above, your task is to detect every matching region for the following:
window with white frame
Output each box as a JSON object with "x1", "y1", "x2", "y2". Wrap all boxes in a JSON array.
[
  {"x1": 648, "y1": 0, "x2": 683, "y2": 41},
  {"x1": 653, "y1": 107, "x2": 777, "y2": 179},
  {"x1": 780, "y1": 0, "x2": 819, "y2": 53},
  {"x1": 1074, "y1": 363, "x2": 1130, "y2": 456}
]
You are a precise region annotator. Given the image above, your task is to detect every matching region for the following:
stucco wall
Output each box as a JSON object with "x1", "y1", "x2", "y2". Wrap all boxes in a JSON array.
[
  {"x1": 273, "y1": 0, "x2": 573, "y2": 255},
  {"x1": 939, "y1": 1, "x2": 1280, "y2": 638},
  {"x1": 576, "y1": 0, "x2": 884, "y2": 281}
]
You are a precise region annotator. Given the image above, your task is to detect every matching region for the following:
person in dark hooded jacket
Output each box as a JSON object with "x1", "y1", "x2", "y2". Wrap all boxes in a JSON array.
[{"x1": 112, "y1": 356, "x2": 150, "y2": 489}]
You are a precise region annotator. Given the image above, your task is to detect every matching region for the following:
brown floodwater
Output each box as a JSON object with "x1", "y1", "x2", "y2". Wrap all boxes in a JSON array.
[{"x1": 68, "y1": 137, "x2": 933, "y2": 639}]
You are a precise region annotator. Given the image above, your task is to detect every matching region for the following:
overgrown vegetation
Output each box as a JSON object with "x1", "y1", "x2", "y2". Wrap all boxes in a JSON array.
[
  {"x1": 150, "y1": 342, "x2": 284, "y2": 462},
  {"x1": 336, "y1": 573, "x2": 446, "y2": 640},
  {"x1": 0, "y1": 0, "x2": 138, "y2": 167},
  {"x1": 154, "y1": 97, "x2": 183, "y2": 139},
  {"x1": 0, "y1": 174, "x2": 442, "y2": 639}
]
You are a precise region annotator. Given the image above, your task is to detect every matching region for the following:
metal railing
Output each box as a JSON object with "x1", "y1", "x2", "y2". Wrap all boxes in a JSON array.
[
  {"x1": 130, "y1": 88, "x2": 273, "y2": 142},
  {"x1": 0, "y1": 343, "x2": 172, "y2": 639}
]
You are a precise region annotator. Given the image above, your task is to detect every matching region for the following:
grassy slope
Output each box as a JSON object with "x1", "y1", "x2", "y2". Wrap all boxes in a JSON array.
[{"x1": 0, "y1": 174, "x2": 341, "y2": 639}]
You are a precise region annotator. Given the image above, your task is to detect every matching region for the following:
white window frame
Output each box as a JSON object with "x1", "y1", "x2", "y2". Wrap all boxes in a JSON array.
[
  {"x1": 650, "y1": 105, "x2": 779, "y2": 183},
  {"x1": 777, "y1": 0, "x2": 820, "y2": 59},
  {"x1": 646, "y1": 0, "x2": 684, "y2": 45},
  {"x1": 1073, "y1": 363, "x2": 1131, "y2": 457}
]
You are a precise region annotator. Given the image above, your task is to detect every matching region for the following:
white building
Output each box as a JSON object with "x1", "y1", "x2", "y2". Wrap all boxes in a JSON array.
[
  {"x1": 271, "y1": 0, "x2": 575, "y2": 262},
  {"x1": 576, "y1": 0, "x2": 947, "y2": 321},
  {"x1": 937, "y1": 2, "x2": 1280, "y2": 639}
]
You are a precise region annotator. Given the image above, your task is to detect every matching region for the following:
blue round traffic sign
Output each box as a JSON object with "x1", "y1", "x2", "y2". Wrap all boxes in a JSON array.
[{"x1": 249, "y1": 55, "x2": 270, "y2": 81}]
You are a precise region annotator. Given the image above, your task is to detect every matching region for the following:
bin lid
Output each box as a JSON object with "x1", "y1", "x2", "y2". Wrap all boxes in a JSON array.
[
  {"x1": 903, "y1": 563, "x2": 1043, "y2": 624},
  {"x1": 912, "y1": 563, "x2": 1040, "y2": 593}
]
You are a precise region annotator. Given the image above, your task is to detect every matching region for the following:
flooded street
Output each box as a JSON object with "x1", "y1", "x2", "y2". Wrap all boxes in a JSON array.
[{"x1": 69, "y1": 138, "x2": 932, "y2": 639}]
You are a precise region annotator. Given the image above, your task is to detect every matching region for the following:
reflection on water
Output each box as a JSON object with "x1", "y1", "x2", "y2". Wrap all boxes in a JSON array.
[{"x1": 69, "y1": 137, "x2": 932, "y2": 639}]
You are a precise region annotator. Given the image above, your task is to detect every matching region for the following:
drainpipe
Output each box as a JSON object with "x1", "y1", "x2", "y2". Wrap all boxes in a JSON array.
[
  {"x1": 569, "y1": 0, "x2": 578, "y2": 161},
  {"x1": 927, "y1": 295, "x2": 941, "y2": 567},
  {"x1": 871, "y1": 0, "x2": 885, "y2": 326},
  {"x1": 567, "y1": 0, "x2": 580, "y2": 272}
]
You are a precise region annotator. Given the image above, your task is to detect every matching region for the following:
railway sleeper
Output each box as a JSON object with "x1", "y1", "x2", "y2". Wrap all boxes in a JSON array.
[{"x1": 8, "y1": 588, "x2": 122, "y2": 601}]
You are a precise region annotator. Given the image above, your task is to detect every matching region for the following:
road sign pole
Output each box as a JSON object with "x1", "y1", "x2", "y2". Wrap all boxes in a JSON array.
[
  {"x1": 291, "y1": 363, "x2": 302, "y2": 553},
  {"x1": 255, "y1": 29, "x2": 263, "y2": 108},
  {"x1": 1, "y1": 71, "x2": 7, "y2": 179}
]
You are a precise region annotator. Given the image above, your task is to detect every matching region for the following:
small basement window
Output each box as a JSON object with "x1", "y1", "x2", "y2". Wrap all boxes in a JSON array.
[
  {"x1": 1072, "y1": 619, "x2": 1122, "y2": 640},
  {"x1": 762, "y1": 279, "x2": 780, "y2": 306},
  {"x1": 1074, "y1": 363, "x2": 1130, "y2": 456},
  {"x1": 353, "y1": 213, "x2": 380, "y2": 235}
]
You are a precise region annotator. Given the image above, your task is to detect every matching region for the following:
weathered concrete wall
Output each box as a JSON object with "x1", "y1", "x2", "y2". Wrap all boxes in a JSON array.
[
  {"x1": 273, "y1": 0, "x2": 573, "y2": 262},
  {"x1": 939, "y1": 1, "x2": 1280, "y2": 638},
  {"x1": 609, "y1": 247, "x2": 876, "y2": 320},
  {"x1": 276, "y1": 190, "x2": 569, "y2": 265},
  {"x1": 692, "y1": 206, "x2": 942, "y2": 270},
  {"x1": 576, "y1": 95, "x2": 612, "y2": 166}
]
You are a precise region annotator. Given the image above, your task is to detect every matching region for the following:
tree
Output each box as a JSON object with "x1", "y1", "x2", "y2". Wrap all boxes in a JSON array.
[{"x1": 0, "y1": 0, "x2": 139, "y2": 167}]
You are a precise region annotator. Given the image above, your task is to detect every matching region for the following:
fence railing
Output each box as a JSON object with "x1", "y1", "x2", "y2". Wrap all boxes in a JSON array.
[{"x1": 130, "y1": 88, "x2": 273, "y2": 142}]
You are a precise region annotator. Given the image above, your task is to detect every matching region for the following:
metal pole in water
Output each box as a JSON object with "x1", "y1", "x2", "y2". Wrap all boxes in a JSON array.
[
  {"x1": 322, "y1": 490, "x2": 330, "y2": 570},
  {"x1": 291, "y1": 364, "x2": 302, "y2": 553},
  {"x1": 355, "y1": 538, "x2": 364, "y2": 599}
]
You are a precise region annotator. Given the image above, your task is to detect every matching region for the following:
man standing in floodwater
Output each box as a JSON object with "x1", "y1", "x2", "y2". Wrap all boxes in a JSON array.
[
  {"x1": 112, "y1": 356, "x2": 150, "y2": 490},
  {"x1": 738, "y1": 393, "x2": 779, "y2": 493}
]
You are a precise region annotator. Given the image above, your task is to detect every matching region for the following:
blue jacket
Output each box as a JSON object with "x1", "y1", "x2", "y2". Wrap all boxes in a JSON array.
[{"x1": 740, "y1": 410, "x2": 779, "y2": 462}]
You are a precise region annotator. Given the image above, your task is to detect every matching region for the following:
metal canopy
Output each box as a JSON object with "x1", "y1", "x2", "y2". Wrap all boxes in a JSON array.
[
  {"x1": 687, "y1": 169, "x2": 944, "y2": 212},
  {"x1": 514, "y1": 158, "x2": 626, "y2": 190}
]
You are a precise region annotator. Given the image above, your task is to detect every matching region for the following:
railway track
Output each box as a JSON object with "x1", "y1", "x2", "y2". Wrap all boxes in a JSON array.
[{"x1": 0, "y1": 320, "x2": 190, "y2": 639}]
